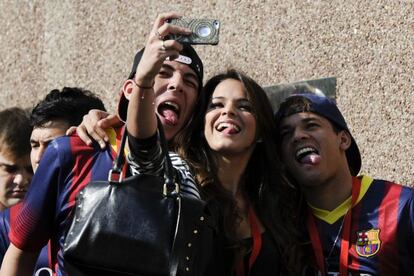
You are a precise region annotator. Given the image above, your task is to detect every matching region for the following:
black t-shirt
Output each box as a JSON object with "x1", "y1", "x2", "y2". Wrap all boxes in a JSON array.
[{"x1": 240, "y1": 231, "x2": 281, "y2": 275}]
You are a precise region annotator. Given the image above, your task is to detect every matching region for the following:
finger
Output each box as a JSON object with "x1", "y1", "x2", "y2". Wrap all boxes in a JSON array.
[
  {"x1": 76, "y1": 125, "x2": 93, "y2": 146},
  {"x1": 157, "y1": 24, "x2": 191, "y2": 42},
  {"x1": 162, "y1": 39, "x2": 183, "y2": 52},
  {"x1": 66, "y1": 126, "x2": 77, "y2": 136},
  {"x1": 87, "y1": 126, "x2": 107, "y2": 150},
  {"x1": 83, "y1": 120, "x2": 109, "y2": 149},
  {"x1": 98, "y1": 114, "x2": 123, "y2": 130},
  {"x1": 153, "y1": 12, "x2": 181, "y2": 31},
  {"x1": 161, "y1": 23, "x2": 192, "y2": 37}
]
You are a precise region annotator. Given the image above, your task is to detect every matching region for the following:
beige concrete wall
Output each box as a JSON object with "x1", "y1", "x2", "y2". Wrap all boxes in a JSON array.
[{"x1": 0, "y1": 0, "x2": 412, "y2": 185}]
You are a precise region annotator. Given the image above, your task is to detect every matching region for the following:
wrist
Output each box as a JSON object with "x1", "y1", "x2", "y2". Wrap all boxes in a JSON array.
[{"x1": 133, "y1": 76, "x2": 154, "y2": 89}]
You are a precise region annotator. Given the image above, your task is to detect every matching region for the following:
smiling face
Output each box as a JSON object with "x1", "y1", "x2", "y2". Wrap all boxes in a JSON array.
[
  {"x1": 0, "y1": 149, "x2": 32, "y2": 210},
  {"x1": 204, "y1": 79, "x2": 257, "y2": 157},
  {"x1": 278, "y1": 112, "x2": 351, "y2": 187},
  {"x1": 30, "y1": 120, "x2": 70, "y2": 172},
  {"x1": 152, "y1": 60, "x2": 199, "y2": 140}
]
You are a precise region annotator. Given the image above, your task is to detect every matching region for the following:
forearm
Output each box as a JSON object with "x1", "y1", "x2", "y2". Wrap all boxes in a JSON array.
[
  {"x1": 0, "y1": 244, "x2": 38, "y2": 276},
  {"x1": 127, "y1": 132, "x2": 164, "y2": 176},
  {"x1": 126, "y1": 79, "x2": 158, "y2": 140}
]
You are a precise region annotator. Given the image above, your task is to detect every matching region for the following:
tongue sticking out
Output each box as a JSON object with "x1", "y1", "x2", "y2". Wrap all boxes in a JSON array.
[
  {"x1": 160, "y1": 109, "x2": 178, "y2": 126},
  {"x1": 222, "y1": 127, "x2": 239, "y2": 135},
  {"x1": 300, "y1": 153, "x2": 321, "y2": 165}
]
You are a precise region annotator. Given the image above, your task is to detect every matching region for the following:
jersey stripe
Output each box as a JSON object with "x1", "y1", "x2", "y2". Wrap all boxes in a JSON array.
[{"x1": 378, "y1": 181, "x2": 401, "y2": 275}]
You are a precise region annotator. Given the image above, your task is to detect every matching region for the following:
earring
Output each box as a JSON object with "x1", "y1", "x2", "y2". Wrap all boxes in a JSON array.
[{"x1": 256, "y1": 137, "x2": 263, "y2": 143}]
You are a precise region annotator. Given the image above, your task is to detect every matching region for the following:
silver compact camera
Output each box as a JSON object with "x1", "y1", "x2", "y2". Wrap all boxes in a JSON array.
[{"x1": 166, "y1": 18, "x2": 220, "y2": 45}]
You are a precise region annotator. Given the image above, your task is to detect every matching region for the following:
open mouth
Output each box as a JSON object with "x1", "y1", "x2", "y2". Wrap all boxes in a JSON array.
[
  {"x1": 295, "y1": 146, "x2": 320, "y2": 165},
  {"x1": 158, "y1": 101, "x2": 180, "y2": 126},
  {"x1": 215, "y1": 122, "x2": 241, "y2": 135}
]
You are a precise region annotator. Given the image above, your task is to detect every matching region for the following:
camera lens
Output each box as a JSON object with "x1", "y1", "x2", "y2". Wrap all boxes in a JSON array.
[{"x1": 197, "y1": 25, "x2": 211, "y2": 37}]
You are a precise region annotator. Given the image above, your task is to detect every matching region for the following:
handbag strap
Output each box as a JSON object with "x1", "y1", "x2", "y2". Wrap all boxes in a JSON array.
[
  {"x1": 108, "y1": 118, "x2": 182, "y2": 276},
  {"x1": 108, "y1": 117, "x2": 178, "y2": 196}
]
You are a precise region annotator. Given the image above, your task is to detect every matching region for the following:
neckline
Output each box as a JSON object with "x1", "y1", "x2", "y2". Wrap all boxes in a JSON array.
[{"x1": 308, "y1": 175, "x2": 374, "y2": 224}]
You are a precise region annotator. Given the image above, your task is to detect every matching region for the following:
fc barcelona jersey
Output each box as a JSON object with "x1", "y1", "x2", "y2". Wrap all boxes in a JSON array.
[
  {"x1": 310, "y1": 175, "x2": 414, "y2": 275},
  {"x1": 9, "y1": 130, "x2": 120, "y2": 276}
]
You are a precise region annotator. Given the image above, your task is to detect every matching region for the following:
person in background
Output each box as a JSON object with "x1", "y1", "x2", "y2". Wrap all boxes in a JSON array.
[
  {"x1": 29, "y1": 87, "x2": 106, "y2": 172},
  {"x1": 0, "y1": 87, "x2": 106, "y2": 276},
  {"x1": 0, "y1": 108, "x2": 32, "y2": 212},
  {"x1": 274, "y1": 93, "x2": 414, "y2": 275}
]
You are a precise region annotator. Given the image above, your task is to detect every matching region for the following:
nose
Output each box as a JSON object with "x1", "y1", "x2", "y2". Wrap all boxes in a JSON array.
[
  {"x1": 167, "y1": 72, "x2": 184, "y2": 93},
  {"x1": 292, "y1": 127, "x2": 309, "y2": 143},
  {"x1": 13, "y1": 170, "x2": 31, "y2": 189},
  {"x1": 222, "y1": 102, "x2": 237, "y2": 116},
  {"x1": 35, "y1": 146, "x2": 47, "y2": 165}
]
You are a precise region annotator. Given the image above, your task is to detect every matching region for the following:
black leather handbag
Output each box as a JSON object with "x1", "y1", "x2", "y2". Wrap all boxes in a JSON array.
[{"x1": 63, "y1": 125, "x2": 216, "y2": 276}]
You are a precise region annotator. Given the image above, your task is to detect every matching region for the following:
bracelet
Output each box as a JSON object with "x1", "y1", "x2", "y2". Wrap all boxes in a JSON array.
[{"x1": 132, "y1": 79, "x2": 154, "y2": 90}]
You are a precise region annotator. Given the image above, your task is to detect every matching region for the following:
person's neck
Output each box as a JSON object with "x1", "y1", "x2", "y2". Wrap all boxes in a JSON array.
[
  {"x1": 216, "y1": 152, "x2": 251, "y2": 196},
  {"x1": 303, "y1": 170, "x2": 354, "y2": 211}
]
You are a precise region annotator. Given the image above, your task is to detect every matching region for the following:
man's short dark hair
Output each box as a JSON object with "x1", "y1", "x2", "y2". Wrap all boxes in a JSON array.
[
  {"x1": 30, "y1": 87, "x2": 106, "y2": 128},
  {"x1": 0, "y1": 107, "x2": 32, "y2": 157}
]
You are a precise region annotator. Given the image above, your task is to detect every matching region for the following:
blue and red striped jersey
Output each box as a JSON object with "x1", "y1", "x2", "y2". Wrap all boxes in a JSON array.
[
  {"x1": 9, "y1": 131, "x2": 120, "y2": 275},
  {"x1": 0, "y1": 206, "x2": 50, "y2": 275},
  {"x1": 310, "y1": 175, "x2": 414, "y2": 275}
]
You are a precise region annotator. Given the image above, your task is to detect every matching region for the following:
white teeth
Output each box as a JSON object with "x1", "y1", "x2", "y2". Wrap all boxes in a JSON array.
[
  {"x1": 296, "y1": 147, "x2": 317, "y2": 159},
  {"x1": 216, "y1": 122, "x2": 240, "y2": 132},
  {"x1": 164, "y1": 101, "x2": 179, "y2": 112}
]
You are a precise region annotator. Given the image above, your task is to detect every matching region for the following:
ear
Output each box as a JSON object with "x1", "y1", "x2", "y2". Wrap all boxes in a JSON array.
[
  {"x1": 122, "y1": 79, "x2": 135, "y2": 101},
  {"x1": 339, "y1": 130, "x2": 352, "y2": 151}
]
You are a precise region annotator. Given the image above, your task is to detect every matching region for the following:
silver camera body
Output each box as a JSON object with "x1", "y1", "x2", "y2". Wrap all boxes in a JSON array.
[{"x1": 167, "y1": 18, "x2": 220, "y2": 45}]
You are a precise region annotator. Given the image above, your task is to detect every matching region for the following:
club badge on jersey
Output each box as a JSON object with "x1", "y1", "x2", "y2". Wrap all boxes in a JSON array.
[{"x1": 355, "y1": 229, "x2": 381, "y2": 257}]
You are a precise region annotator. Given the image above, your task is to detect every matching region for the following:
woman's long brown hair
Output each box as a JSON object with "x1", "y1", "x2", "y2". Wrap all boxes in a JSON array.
[{"x1": 175, "y1": 69, "x2": 305, "y2": 274}]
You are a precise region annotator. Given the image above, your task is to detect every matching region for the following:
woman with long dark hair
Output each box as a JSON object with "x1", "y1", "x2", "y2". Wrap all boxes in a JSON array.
[{"x1": 175, "y1": 69, "x2": 304, "y2": 275}]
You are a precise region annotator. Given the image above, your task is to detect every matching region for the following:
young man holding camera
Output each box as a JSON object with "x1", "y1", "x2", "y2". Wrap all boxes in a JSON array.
[
  {"x1": 0, "y1": 12, "x2": 205, "y2": 275},
  {"x1": 275, "y1": 93, "x2": 414, "y2": 275}
]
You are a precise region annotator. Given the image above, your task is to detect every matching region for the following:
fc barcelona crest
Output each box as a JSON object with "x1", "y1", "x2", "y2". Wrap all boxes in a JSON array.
[{"x1": 355, "y1": 229, "x2": 381, "y2": 257}]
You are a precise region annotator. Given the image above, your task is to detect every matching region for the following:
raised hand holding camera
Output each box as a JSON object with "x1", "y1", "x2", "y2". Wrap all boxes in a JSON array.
[{"x1": 135, "y1": 12, "x2": 192, "y2": 86}]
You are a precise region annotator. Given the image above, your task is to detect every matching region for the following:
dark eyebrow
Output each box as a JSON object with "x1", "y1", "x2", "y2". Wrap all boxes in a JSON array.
[
  {"x1": 184, "y1": 72, "x2": 198, "y2": 83},
  {"x1": 302, "y1": 117, "x2": 322, "y2": 124},
  {"x1": 161, "y1": 64, "x2": 198, "y2": 85},
  {"x1": 279, "y1": 116, "x2": 321, "y2": 131},
  {"x1": 160, "y1": 64, "x2": 174, "y2": 71},
  {"x1": 0, "y1": 162, "x2": 16, "y2": 170}
]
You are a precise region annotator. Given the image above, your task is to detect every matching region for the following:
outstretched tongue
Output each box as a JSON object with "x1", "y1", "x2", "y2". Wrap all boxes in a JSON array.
[
  {"x1": 300, "y1": 153, "x2": 321, "y2": 165},
  {"x1": 222, "y1": 127, "x2": 238, "y2": 135},
  {"x1": 161, "y1": 109, "x2": 178, "y2": 126}
]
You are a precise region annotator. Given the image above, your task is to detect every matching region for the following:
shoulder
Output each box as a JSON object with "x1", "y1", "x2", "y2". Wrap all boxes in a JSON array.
[
  {"x1": 364, "y1": 175, "x2": 414, "y2": 203},
  {"x1": 41, "y1": 135, "x2": 92, "y2": 161}
]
